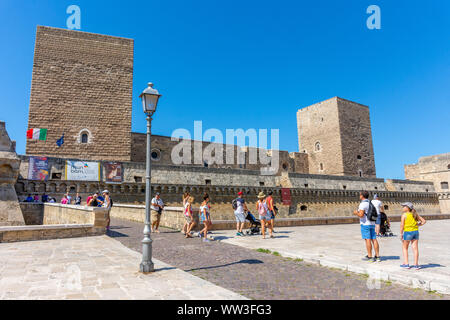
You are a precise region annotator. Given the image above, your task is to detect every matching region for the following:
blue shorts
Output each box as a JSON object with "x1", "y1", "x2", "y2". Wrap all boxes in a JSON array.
[
  {"x1": 403, "y1": 230, "x2": 419, "y2": 241},
  {"x1": 361, "y1": 224, "x2": 376, "y2": 240},
  {"x1": 259, "y1": 214, "x2": 273, "y2": 221},
  {"x1": 200, "y1": 213, "x2": 210, "y2": 223}
]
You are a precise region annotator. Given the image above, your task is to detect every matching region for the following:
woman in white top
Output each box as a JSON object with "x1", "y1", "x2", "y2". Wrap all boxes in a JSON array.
[
  {"x1": 256, "y1": 192, "x2": 273, "y2": 239},
  {"x1": 199, "y1": 193, "x2": 212, "y2": 242},
  {"x1": 181, "y1": 192, "x2": 190, "y2": 235}
]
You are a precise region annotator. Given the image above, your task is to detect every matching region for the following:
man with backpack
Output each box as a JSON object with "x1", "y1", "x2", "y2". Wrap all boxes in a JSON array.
[
  {"x1": 353, "y1": 190, "x2": 381, "y2": 262},
  {"x1": 232, "y1": 191, "x2": 248, "y2": 236}
]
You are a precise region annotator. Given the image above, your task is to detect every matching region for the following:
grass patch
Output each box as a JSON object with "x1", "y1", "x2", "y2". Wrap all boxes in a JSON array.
[
  {"x1": 384, "y1": 280, "x2": 392, "y2": 286},
  {"x1": 256, "y1": 248, "x2": 271, "y2": 254},
  {"x1": 294, "y1": 258, "x2": 303, "y2": 262},
  {"x1": 272, "y1": 251, "x2": 281, "y2": 256}
]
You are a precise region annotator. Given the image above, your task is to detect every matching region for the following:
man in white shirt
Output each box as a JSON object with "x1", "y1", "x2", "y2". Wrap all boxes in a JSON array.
[
  {"x1": 371, "y1": 194, "x2": 384, "y2": 236},
  {"x1": 151, "y1": 193, "x2": 164, "y2": 233},
  {"x1": 353, "y1": 190, "x2": 380, "y2": 262}
]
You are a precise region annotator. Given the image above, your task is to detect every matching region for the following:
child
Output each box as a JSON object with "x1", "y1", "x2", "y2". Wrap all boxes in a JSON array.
[
  {"x1": 400, "y1": 202, "x2": 426, "y2": 269},
  {"x1": 199, "y1": 193, "x2": 212, "y2": 242}
]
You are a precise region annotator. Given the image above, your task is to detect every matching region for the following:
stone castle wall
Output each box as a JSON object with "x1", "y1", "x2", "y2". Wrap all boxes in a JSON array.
[{"x1": 26, "y1": 26, "x2": 134, "y2": 161}]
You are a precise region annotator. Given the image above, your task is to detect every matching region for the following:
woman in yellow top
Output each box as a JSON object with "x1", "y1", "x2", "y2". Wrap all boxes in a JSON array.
[{"x1": 400, "y1": 202, "x2": 426, "y2": 269}]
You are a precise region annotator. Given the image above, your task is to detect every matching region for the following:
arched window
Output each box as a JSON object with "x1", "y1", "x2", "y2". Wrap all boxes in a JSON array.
[
  {"x1": 315, "y1": 142, "x2": 321, "y2": 152},
  {"x1": 77, "y1": 129, "x2": 92, "y2": 144}
]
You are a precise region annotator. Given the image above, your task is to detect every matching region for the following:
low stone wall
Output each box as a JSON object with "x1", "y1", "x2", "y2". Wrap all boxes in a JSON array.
[
  {"x1": 111, "y1": 203, "x2": 450, "y2": 232},
  {"x1": 0, "y1": 203, "x2": 108, "y2": 243},
  {"x1": 110, "y1": 204, "x2": 201, "y2": 231},
  {"x1": 19, "y1": 203, "x2": 44, "y2": 225},
  {"x1": 209, "y1": 213, "x2": 450, "y2": 231}
]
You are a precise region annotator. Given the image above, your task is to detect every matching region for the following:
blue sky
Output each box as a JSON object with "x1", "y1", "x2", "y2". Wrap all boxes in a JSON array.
[{"x1": 0, "y1": 0, "x2": 448, "y2": 179}]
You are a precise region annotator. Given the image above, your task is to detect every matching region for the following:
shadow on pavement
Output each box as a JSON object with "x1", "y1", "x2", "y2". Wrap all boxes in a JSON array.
[
  {"x1": 420, "y1": 263, "x2": 445, "y2": 269},
  {"x1": 107, "y1": 230, "x2": 129, "y2": 238},
  {"x1": 185, "y1": 259, "x2": 263, "y2": 272},
  {"x1": 381, "y1": 256, "x2": 400, "y2": 261}
]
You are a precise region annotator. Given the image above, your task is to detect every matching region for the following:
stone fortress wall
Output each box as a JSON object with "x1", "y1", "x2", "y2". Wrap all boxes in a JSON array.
[
  {"x1": 15, "y1": 155, "x2": 440, "y2": 220},
  {"x1": 405, "y1": 153, "x2": 450, "y2": 213}
]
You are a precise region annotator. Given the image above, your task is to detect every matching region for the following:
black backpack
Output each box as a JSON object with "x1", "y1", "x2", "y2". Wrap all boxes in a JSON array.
[
  {"x1": 366, "y1": 201, "x2": 378, "y2": 221},
  {"x1": 232, "y1": 198, "x2": 238, "y2": 210}
]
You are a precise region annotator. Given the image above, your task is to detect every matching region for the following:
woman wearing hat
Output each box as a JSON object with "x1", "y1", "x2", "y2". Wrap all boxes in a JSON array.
[
  {"x1": 256, "y1": 192, "x2": 273, "y2": 239},
  {"x1": 184, "y1": 196, "x2": 196, "y2": 238},
  {"x1": 400, "y1": 202, "x2": 426, "y2": 269}
]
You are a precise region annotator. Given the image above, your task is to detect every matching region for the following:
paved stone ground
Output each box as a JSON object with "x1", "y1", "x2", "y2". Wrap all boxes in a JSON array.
[
  {"x1": 0, "y1": 235, "x2": 245, "y2": 300},
  {"x1": 109, "y1": 218, "x2": 449, "y2": 300},
  {"x1": 219, "y1": 220, "x2": 450, "y2": 294}
]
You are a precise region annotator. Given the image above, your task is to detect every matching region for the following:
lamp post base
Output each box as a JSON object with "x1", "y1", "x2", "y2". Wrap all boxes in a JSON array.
[{"x1": 139, "y1": 261, "x2": 155, "y2": 273}]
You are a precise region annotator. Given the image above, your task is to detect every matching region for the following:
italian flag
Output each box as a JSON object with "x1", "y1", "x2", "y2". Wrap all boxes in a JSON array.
[{"x1": 26, "y1": 128, "x2": 47, "y2": 141}]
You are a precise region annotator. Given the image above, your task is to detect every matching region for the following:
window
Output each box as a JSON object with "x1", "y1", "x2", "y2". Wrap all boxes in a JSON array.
[
  {"x1": 384, "y1": 205, "x2": 389, "y2": 210},
  {"x1": 319, "y1": 163, "x2": 324, "y2": 171},
  {"x1": 282, "y1": 163, "x2": 288, "y2": 170},
  {"x1": 374, "y1": 187, "x2": 378, "y2": 190},
  {"x1": 357, "y1": 155, "x2": 362, "y2": 160},
  {"x1": 77, "y1": 129, "x2": 92, "y2": 144},
  {"x1": 134, "y1": 176, "x2": 142, "y2": 183},
  {"x1": 343, "y1": 185, "x2": 347, "y2": 190},
  {"x1": 205, "y1": 179, "x2": 211, "y2": 185},
  {"x1": 448, "y1": 164, "x2": 450, "y2": 170},
  {"x1": 358, "y1": 170, "x2": 363, "y2": 177},
  {"x1": 259, "y1": 182, "x2": 265, "y2": 186},
  {"x1": 400, "y1": 188, "x2": 404, "y2": 191},
  {"x1": 300, "y1": 205, "x2": 308, "y2": 211},
  {"x1": 304, "y1": 184, "x2": 309, "y2": 188},
  {"x1": 315, "y1": 142, "x2": 321, "y2": 152},
  {"x1": 51, "y1": 172, "x2": 61, "y2": 180},
  {"x1": 204, "y1": 161, "x2": 209, "y2": 168},
  {"x1": 441, "y1": 182, "x2": 449, "y2": 190}
]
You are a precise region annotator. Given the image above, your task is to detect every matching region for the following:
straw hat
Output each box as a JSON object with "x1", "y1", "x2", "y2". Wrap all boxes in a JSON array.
[{"x1": 257, "y1": 192, "x2": 266, "y2": 199}]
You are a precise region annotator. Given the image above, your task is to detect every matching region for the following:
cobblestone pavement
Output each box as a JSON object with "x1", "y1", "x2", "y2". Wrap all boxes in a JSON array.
[{"x1": 109, "y1": 218, "x2": 449, "y2": 300}]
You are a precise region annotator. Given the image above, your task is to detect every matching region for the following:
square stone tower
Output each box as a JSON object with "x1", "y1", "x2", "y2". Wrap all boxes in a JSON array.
[
  {"x1": 297, "y1": 97, "x2": 376, "y2": 177},
  {"x1": 26, "y1": 26, "x2": 134, "y2": 161}
]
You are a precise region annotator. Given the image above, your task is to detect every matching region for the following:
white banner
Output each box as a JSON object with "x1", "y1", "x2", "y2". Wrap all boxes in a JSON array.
[{"x1": 65, "y1": 161, "x2": 100, "y2": 181}]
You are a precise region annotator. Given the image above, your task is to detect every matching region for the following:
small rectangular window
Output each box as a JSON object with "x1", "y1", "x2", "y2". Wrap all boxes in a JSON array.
[
  {"x1": 51, "y1": 173, "x2": 61, "y2": 180},
  {"x1": 205, "y1": 179, "x2": 211, "y2": 185},
  {"x1": 259, "y1": 182, "x2": 265, "y2": 186},
  {"x1": 441, "y1": 182, "x2": 449, "y2": 189},
  {"x1": 134, "y1": 176, "x2": 142, "y2": 183}
]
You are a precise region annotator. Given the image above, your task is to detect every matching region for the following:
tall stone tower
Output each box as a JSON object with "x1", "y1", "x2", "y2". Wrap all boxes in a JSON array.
[
  {"x1": 26, "y1": 26, "x2": 134, "y2": 161},
  {"x1": 297, "y1": 97, "x2": 376, "y2": 177}
]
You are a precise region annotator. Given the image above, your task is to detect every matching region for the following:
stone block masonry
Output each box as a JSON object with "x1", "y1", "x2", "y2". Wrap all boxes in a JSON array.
[{"x1": 26, "y1": 26, "x2": 133, "y2": 161}]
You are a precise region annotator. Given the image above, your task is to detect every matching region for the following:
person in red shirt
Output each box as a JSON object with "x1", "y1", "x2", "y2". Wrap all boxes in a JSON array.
[
  {"x1": 265, "y1": 191, "x2": 276, "y2": 233},
  {"x1": 86, "y1": 194, "x2": 93, "y2": 205}
]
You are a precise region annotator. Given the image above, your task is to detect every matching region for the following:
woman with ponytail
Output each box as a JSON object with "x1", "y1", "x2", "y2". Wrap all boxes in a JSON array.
[{"x1": 400, "y1": 202, "x2": 426, "y2": 269}]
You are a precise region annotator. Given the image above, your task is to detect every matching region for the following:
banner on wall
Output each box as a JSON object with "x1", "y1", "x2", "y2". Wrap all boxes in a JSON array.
[
  {"x1": 65, "y1": 160, "x2": 100, "y2": 181},
  {"x1": 28, "y1": 156, "x2": 49, "y2": 181},
  {"x1": 104, "y1": 162, "x2": 122, "y2": 183},
  {"x1": 281, "y1": 188, "x2": 292, "y2": 206}
]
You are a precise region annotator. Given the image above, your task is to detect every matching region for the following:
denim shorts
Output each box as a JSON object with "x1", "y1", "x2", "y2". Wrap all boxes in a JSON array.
[
  {"x1": 259, "y1": 215, "x2": 272, "y2": 221},
  {"x1": 200, "y1": 213, "x2": 210, "y2": 223},
  {"x1": 403, "y1": 230, "x2": 419, "y2": 241},
  {"x1": 361, "y1": 224, "x2": 376, "y2": 240},
  {"x1": 375, "y1": 215, "x2": 381, "y2": 225}
]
